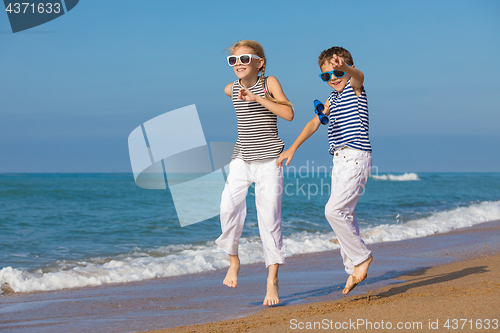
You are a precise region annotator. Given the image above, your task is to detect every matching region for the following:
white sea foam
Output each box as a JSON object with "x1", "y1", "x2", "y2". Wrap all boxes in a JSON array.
[
  {"x1": 1, "y1": 200, "x2": 499, "y2": 294},
  {"x1": 371, "y1": 172, "x2": 420, "y2": 181}
]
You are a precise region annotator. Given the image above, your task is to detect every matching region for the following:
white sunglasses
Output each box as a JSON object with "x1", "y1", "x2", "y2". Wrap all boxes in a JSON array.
[{"x1": 227, "y1": 54, "x2": 261, "y2": 66}]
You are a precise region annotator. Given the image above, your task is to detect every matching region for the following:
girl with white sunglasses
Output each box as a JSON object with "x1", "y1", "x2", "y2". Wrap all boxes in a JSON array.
[{"x1": 215, "y1": 40, "x2": 294, "y2": 306}]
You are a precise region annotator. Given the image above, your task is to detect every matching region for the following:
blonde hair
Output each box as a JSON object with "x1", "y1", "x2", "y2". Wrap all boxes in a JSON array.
[{"x1": 227, "y1": 40, "x2": 293, "y2": 106}]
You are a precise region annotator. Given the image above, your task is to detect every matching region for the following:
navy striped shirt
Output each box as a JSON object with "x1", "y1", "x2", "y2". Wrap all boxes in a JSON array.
[{"x1": 327, "y1": 80, "x2": 372, "y2": 154}]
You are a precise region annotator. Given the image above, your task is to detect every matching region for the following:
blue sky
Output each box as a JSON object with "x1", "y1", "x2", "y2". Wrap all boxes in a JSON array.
[{"x1": 1, "y1": 0, "x2": 499, "y2": 173}]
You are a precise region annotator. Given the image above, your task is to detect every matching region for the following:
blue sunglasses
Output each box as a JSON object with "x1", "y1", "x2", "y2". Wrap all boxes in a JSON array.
[{"x1": 319, "y1": 65, "x2": 352, "y2": 82}]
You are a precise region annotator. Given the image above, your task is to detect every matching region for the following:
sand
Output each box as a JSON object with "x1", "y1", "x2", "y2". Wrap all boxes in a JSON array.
[
  {"x1": 147, "y1": 253, "x2": 499, "y2": 333},
  {"x1": 143, "y1": 222, "x2": 500, "y2": 333}
]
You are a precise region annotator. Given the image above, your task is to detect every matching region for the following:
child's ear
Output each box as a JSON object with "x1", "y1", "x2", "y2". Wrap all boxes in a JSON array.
[{"x1": 258, "y1": 58, "x2": 265, "y2": 70}]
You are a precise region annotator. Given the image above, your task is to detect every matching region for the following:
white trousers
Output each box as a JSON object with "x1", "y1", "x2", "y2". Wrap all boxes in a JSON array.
[
  {"x1": 215, "y1": 158, "x2": 286, "y2": 267},
  {"x1": 325, "y1": 147, "x2": 372, "y2": 275}
]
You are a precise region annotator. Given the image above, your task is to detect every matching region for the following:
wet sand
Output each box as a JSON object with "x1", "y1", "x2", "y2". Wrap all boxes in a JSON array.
[
  {"x1": 150, "y1": 252, "x2": 500, "y2": 333},
  {"x1": 1, "y1": 221, "x2": 499, "y2": 333}
]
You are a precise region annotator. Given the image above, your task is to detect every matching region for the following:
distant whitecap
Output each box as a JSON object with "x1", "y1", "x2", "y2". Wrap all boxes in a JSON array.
[{"x1": 371, "y1": 173, "x2": 420, "y2": 181}]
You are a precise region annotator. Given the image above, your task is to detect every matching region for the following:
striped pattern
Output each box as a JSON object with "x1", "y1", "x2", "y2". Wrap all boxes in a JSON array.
[
  {"x1": 231, "y1": 77, "x2": 284, "y2": 161},
  {"x1": 327, "y1": 80, "x2": 372, "y2": 154}
]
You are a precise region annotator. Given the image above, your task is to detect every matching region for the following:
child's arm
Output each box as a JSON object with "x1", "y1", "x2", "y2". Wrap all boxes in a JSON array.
[
  {"x1": 224, "y1": 83, "x2": 233, "y2": 97},
  {"x1": 331, "y1": 55, "x2": 365, "y2": 96},
  {"x1": 277, "y1": 100, "x2": 330, "y2": 167},
  {"x1": 237, "y1": 76, "x2": 294, "y2": 121}
]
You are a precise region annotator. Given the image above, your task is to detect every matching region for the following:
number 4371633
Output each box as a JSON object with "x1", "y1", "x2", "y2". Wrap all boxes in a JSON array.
[
  {"x1": 444, "y1": 319, "x2": 498, "y2": 330},
  {"x1": 5, "y1": 2, "x2": 61, "y2": 14}
]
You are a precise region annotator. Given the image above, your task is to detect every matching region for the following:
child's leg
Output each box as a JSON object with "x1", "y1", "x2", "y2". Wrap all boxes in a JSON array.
[
  {"x1": 254, "y1": 159, "x2": 285, "y2": 305},
  {"x1": 254, "y1": 159, "x2": 286, "y2": 267},
  {"x1": 224, "y1": 254, "x2": 240, "y2": 288},
  {"x1": 338, "y1": 221, "x2": 373, "y2": 295},
  {"x1": 325, "y1": 149, "x2": 372, "y2": 294},
  {"x1": 264, "y1": 263, "x2": 279, "y2": 306},
  {"x1": 337, "y1": 212, "x2": 369, "y2": 275},
  {"x1": 215, "y1": 158, "x2": 252, "y2": 287}
]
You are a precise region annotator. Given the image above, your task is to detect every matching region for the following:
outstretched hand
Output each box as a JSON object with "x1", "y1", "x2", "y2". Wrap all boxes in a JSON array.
[
  {"x1": 238, "y1": 87, "x2": 257, "y2": 102},
  {"x1": 277, "y1": 149, "x2": 294, "y2": 167},
  {"x1": 330, "y1": 55, "x2": 346, "y2": 70}
]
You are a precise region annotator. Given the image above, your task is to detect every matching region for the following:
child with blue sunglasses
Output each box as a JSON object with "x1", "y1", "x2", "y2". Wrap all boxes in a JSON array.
[
  {"x1": 216, "y1": 40, "x2": 294, "y2": 306},
  {"x1": 277, "y1": 46, "x2": 373, "y2": 295}
]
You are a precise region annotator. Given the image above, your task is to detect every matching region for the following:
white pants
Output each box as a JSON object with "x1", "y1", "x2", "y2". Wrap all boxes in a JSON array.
[
  {"x1": 215, "y1": 158, "x2": 286, "y2": 267},
  {"x1": 325, "y1": 147, "x2": 372, "y2": 275}
]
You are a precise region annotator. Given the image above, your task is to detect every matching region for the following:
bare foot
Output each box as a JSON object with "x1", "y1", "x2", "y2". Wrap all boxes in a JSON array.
[
  {"x1": 263, "y1": 278, "x2": 279, "y2": 306},
  {"x1": 343, "y1": 256, "x2": 373, "y2": 295},
  {"x1": 223, "y1": 256, "x2": 240, "y2": 288},
  {"x1": 343, "y1": 275, "x2": 357, "y2": 295}
]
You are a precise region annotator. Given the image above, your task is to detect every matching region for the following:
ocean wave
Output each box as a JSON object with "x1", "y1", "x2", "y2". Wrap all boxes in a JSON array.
[
  {"x1": 370, "y1": 173, "x2": 420, "y2": 181},
  {"x1": 2, "y1": 200, "x2": 499, "y2": 294}
]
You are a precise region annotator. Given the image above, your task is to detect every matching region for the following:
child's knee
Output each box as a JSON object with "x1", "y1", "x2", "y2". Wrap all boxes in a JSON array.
[
  {"x1": 325, "y1": 201, "x2": 343, "y2": 220},
  {"x1": 220, "y1": 203, "x2": 233, "y2": 218},
  {"x1": 220, "y1": 202, "x2": 232, "y2": 215},
  {"x1": 220, "y1": 196, "x2": 244, "y2": 215}
]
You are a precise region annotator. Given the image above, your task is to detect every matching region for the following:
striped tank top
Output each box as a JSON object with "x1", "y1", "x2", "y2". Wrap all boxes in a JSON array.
[
  {"x1": 327, "y1": 80, "x2": 372, "y2": 154},
  {"x1": 231, "y1": 77, "x2": 285, "y2": 162}
]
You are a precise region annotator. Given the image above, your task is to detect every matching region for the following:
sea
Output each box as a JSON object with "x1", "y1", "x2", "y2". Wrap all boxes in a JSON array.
[{"x1": 1, "y1": 172, "x2": 500, "y2": 294}]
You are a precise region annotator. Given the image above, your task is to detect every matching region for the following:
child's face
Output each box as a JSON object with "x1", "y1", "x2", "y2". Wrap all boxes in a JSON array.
[
  {"x1": 232, "y1": 46, "x2": 263, "y2": 81},
  {"x1": 320, "y1": 56, "x2": 351, "y2": 93}
]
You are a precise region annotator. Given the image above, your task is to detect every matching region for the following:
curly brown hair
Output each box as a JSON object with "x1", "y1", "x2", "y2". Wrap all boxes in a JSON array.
[{"x1": 318, "y1": 46, "x2": 354, "y2": 67}]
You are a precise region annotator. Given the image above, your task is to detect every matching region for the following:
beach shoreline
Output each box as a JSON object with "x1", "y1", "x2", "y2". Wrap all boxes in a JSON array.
[
  {"x1": 1, "y1": 220, "x2": 499, "y2": 332},
  {"x1": 147, "y1": 251, "x2": 500, "y2": 333},
  {"x1": 144, "y1": 220, "x2": 500, "y2": 333}
]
